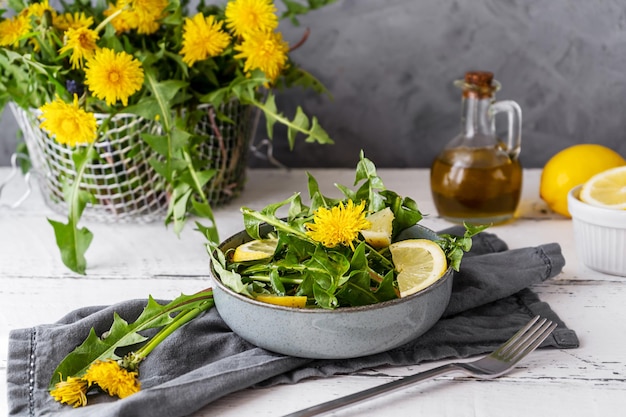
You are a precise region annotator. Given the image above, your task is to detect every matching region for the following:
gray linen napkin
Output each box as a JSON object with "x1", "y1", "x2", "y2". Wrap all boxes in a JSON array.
[{"x1": 7, "y1": 227, "x2": 579, "y2": 416}]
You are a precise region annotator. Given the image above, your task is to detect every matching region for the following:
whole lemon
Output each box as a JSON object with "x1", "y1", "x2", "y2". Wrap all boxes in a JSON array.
[{"x1": 540, "y1": 144, "x2": 626, "y2": 217}]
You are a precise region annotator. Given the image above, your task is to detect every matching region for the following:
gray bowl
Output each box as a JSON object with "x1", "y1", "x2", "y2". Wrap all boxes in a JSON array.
[{"x1": 211, "y1": 224, "x2": 453, "y2": 359}]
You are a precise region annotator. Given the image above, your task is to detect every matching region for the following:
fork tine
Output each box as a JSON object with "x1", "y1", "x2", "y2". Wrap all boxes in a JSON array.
[
  {"x1": 495, "y1": 315, "x2": 541, "y2": 354},
  {"x1": 499, "y1": 317, "x2": 546, "y2": 355},
  {"x1": 505, "y1": 320, "x2": 557, "y2": 363},
  {"x1": 497, "y1": 316, "x2": 557, "y2": 363}
]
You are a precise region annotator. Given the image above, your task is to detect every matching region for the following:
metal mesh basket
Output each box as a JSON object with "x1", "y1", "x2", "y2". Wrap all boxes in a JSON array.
[
  {"x1": 9, "y1": 101, "x2": 251, "y2": 222},
  {"x1": 193, "y1": 101, "x2": 252, "y2": 206}
]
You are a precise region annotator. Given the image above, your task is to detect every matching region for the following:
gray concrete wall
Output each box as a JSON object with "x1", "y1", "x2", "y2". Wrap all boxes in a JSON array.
[{"x1": 2, "y1": 0, "x2": 626, "y2": 169}]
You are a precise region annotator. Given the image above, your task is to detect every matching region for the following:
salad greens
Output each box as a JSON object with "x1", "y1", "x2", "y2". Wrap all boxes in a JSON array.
[{"x1": 209, "y1": 151, "x2": 487, "y2": 309}]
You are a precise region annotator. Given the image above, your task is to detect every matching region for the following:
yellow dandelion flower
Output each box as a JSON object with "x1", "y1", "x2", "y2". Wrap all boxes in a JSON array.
[
  {"x1": 180, "y1": 13, "x2": 231, "y2": 66},
  {"x1": 104, "y1": 1, "x2": 134, "y2": 33},
  {"x1": 84, "y1": 48, "x2": 144, "y2": 107},
  {"x1": 225, "y1": 0, "x2": 278, "y2": 37},
  {"x1": 50, "y1": 376, "x2": 88, "y2": 408},
  {"x1": 53, "y1": 12, "x2": 94, "y2": 31},
  {"x1": 38, "y1": 95, "x2": 98, "y2": 147},
  {"x1": 234, "y1": 30, "x2": 289, "y2": 82},
  {"x1": 305, "y1": 200, "x2": 371, "y2": 250},
  {"x1": 105, "y1": 0, "x2": 167, "y2": 34},
  {"x1": 129, "y1": 0, "x2": 169, "y2": 34},
  {"x1": 84, "y1": 360, "x2": 141, "y2": 399},
  {"x1": 59, "y1": 27, "x2": 99, "y2": 69},
  {"x1": 0, "y1": 15, "x2": 31, "y2": 48},
  {"x1": 26, "y1": 0, "x2": 57, "y2": 20}
]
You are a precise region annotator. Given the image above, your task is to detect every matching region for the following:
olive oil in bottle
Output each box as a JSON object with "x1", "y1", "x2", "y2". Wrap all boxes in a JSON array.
[
  {"x1": 430, "y1": 147, "x2": 522, "y2": 224},
  {"x1": 430, "y1": 71, "x2": 523, "y2": 225}
]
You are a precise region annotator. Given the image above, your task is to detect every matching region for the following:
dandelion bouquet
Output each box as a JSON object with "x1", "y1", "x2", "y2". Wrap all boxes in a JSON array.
[
  {"x1": 49, "y1": 289, "x2": 215, "y2": 407},
  {"x1": 0, "y1": 0, "x2": 335, "y2": 274}
]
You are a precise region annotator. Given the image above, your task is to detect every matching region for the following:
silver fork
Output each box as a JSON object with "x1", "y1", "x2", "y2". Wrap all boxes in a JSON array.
[{"x1": 283, "y1": 315, "x2": 557, "y2": 417}]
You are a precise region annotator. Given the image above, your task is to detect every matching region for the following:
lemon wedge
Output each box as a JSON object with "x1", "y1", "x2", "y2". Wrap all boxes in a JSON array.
[
  {"x1": 231, "y1": 239, "x2": 278, "y2": 262},
  {"x1": 255, "y1": 295, "x2": 308, "y2": 308},
  {"x1": 579, "y1": 166, "x2": 626, "y2": 210},
  {"x1": 389, "y1": 239, "x2": 448, "y2": 297},
  {"x1": 360, "y1": 207, "x2": 394, "y2": 248}
]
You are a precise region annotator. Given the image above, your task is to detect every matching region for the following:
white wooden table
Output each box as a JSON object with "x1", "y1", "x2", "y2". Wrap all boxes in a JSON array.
[{"x1": 1, "y1": 167, "x2": 625, "y2": 416}]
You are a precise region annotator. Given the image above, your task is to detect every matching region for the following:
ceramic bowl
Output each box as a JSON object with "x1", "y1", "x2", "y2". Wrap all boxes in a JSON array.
[
  {"x1": 568, "y1": 185, "x2": 626, "y2": 276},
  {"x1": 210, "y1": 224, "x2": 453, "y2": 359}
]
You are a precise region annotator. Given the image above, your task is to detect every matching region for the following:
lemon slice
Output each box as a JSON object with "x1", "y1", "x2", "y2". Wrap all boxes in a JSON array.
[
  {"x1": 255, "y1": 295, "x2": 308, "y2": 308},
  {"x1": 231, "y1": 239, "x2": 278, "y2": 262},
  {"x1": 579, "y1": 166, "x2": 626, "y2": 210},
  {"x1": 360, "y1": 207, "x2": 395, "y2": 248},
  {"x1": 389, "y1": 239, "x2": 448, "y2": 297}
]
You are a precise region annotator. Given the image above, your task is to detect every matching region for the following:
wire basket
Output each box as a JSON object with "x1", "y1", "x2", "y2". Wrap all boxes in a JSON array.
[
  {"x1": 9, "y1": 101, "x2": 251, "y2": 222},
  {"x1": 192, "y1": 101, "x2": 252, "y2": 206}
]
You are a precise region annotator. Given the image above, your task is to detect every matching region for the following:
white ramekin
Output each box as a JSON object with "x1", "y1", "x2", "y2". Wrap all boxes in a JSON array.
[{"x1": 568, "y1": 185, "x2": 626, "y2": 277}]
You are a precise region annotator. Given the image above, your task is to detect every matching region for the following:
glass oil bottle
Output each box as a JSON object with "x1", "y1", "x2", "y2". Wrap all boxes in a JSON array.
[{"x1": 430, "y1": 71, "x2": 522, "y2": 225}]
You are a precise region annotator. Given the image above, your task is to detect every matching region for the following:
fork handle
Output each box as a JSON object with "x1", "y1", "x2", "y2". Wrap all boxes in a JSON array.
[{"x1": 283, "y1": 363, "x2": 464, "y2": 417}]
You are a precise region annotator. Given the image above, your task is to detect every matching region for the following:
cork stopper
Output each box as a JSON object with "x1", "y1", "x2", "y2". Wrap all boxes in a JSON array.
[
  {"x1": 454, "y1": 71, "x2": 501, "y2": 98},
  {"x1": 465, "y1": 71, "x2": 494, "y2": 87}
]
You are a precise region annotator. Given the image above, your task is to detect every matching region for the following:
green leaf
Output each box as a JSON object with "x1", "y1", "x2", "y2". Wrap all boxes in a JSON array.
[
  {"x1": 148, "y1": 157, "x2": 172, "y2": 182},
  {"x1": 241, "y1": 194, "x2": 307, "y2": 241},
  {"x1": 336, "y1": 270, "x2": 379, "y2": 306},
  {"x1": 48, "y1": 218, "x2": 93, "y2": 275},
  {"x1": 170, "y1": 126, "x2": 191, "y2": 154},
  {"x1": 380, "y1": 190, "x2": 423, "y2": 238},
  {"x1": 263, "y1": 93, "x2": 278, "y2": 141},
  {"x1": 252, "y1": 95, "x2": 334, "y2": 148},
  {"x1": 287, "y1": 107, "x2": 309, "y2": 147},
  {"x1": 312, "y1": 282, "x2": 336, "y2": 309},
  {"x1": 184, "y1": 168, "x2": 216, "y2": 190},
  {"x1": 195, "y1": 220, "x2": 219, "y2": 245},
  {"x1": 124, "y1": 98, "x2": 161, "y2": 120},
  {"x1": 191, "y1": 201, "x2": 218, "y2": 244},
  {"x1": 149, "y1": 78, "x2": 188, "y2": 108},
  {"x1": 335, "y1": 243, "x2": 380, "y2": 306},
  {"x1": 305, "y1": 116, "x2": 331, "y2": 144},
  {"x1": 191, "y1": 200, "x2": 215, "y2": 221},
  {"x1": 144, "y1": 71, "x2": 186, "y2": 180},
  {"x1": 287, "y1": 193, "x2": 308, "y2": 220},
  {"x1": 373, "y1": 270, "x2": 398, "y2": 300},
  {"x1": 437, "y1": 223, "x2": 490, "y2": 271},
  {"x1": 142, "y1": 133, "x2": 169, "y2": 158},
  {"x1": 304, "y1": 247, "x2": 350, "y2": 308},
  {"x1": 355, "y1": 150, "x2": 384, "y2": 189},
  {"x1": 279, "y1": 0, "x2": 338, "y2": 25},
  {"x1": 269, "y1": 269, "x2": 286, "y2": 295},
  {"x1": 307, "y1": 172, "x2": 341, "y2": 211},
  {"x1": 306, "y1": 172, "x2": 321, "y2": 199},
  {"x1": 166, "y1": 182, "x2": 193, "y2": 235},
  {"x1": 208, "y1": 244, "x2": 252, "y2": 297},
  {"x1": 47, "y1": 146, "x2": 98, "y2": 274}
]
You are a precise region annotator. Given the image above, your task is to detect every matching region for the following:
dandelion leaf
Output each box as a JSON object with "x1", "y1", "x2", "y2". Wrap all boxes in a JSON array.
[
  {"x1": 264, "y1": 94, "x2": 278, "y2": 140},
  {"x1": 48, "y1": 219, "x2": 93, "y2": 275},
  {"x1": 287, "y1": 107, "x2": 309, "y2": 147}
]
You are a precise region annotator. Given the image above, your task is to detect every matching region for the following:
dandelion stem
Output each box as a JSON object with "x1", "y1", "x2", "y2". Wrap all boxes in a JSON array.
[
  {"x1": 134, "y1": 290, "x2": 215, "y2": 359},
  {"x1": 247, "y1": 275, "x2": 303, "y2": 285},
  {"x1": 241, "y1": 207, "x2": 311, "y2": 242},
  {"x1": 94, "y1": 8, "x2": 124, "y2": 33}
]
